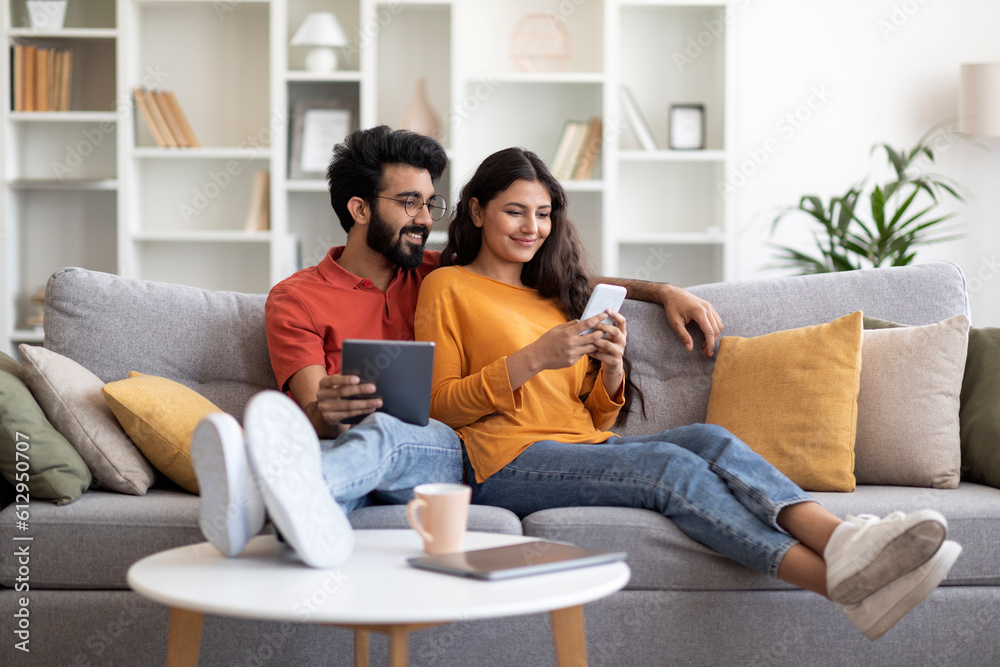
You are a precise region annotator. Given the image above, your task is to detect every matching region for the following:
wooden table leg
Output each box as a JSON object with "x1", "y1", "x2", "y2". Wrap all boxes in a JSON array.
[
  {"x1": 550, "y1": 605, "x2": 587, "y2": 667},
  {"x1": 387, "y1": 625, "x2": 409, "y2": 667},
  {"x1": 354, "y1": 629, "x2": 370, "y2": 667},
  {"x1": 165, "y1": 608, "x2": 204, "y2": 667}
]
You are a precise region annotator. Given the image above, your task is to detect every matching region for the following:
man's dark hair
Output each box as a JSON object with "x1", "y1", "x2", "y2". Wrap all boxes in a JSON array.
[{"x1": 326, "y1": 125, "x2": 448, "y2": 233}]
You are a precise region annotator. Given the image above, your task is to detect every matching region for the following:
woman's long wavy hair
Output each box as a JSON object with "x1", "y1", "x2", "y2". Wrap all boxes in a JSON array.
[{"x1": 442, "y1": 147, "x2": 645, "y2": 426}]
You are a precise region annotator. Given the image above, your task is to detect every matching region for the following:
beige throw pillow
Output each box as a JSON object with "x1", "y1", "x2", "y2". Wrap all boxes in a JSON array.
[
  {"x1": 19, "y1": 345, "x2": 156, "y2": 495},
  {"x1": 854, "y1": 315, "x2": 969, "y2": 488}
]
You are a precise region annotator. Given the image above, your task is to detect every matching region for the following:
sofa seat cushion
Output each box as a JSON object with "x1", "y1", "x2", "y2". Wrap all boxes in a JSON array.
[
  {"x1": 348, "y1": 504, "x2": 523, "y2": 535},
  {"x1": 0, "y1": 489, "x2": 523, "y2": 590},
  {"x1": 522, "y1": 483, "x2": 1000, "y2": 592}
]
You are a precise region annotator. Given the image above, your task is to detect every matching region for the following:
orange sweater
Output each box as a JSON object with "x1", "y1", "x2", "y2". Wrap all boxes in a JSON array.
[{"x1": 415, "y1": 267, "x2": 624, "y2": 482}]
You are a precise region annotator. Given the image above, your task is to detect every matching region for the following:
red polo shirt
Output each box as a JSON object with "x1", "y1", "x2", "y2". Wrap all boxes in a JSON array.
[{"x1": 265, "y1": 246, "x2": 442, "y2": 391}]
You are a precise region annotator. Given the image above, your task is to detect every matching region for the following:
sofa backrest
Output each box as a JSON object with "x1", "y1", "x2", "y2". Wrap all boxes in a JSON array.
[
  {"x1": 44, "y1": 262, "x2": 969, "y2": 427},
  {"x1": 616, "y1": 262, "x2": 969, "y2": 437},
  {"x1": 44, "y1": 267, "x2": 276, "y2": 419}
]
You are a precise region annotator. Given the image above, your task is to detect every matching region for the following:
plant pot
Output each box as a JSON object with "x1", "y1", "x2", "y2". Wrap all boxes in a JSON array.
[{"x1": 27, "y1": 1, "x2": 67, "y2": 30}]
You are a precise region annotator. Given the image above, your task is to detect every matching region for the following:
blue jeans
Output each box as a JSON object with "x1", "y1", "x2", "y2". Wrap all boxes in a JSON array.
[
  {"x1": 319, "y1": 412, "x2": 463, "y2": 513},
  {"x1": 463, "y1": 423, "x2": 813, "y2": 576}
]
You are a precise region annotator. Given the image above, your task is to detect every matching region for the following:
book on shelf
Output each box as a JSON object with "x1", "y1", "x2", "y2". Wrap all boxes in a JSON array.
[
  {"x1": 11, "y1": 44, "x2": 73, "y2": 112},
  {"x1": 133, "y1": 88, "x2": 200, "y2": 148},
  {"x1": 244, "y1": 170, "x2": 271, "y2": 232},
  {"x1": 573, "y1": 117, "x2": 603, "y2": 180},
  {"x1": 620, "y1": 85, "x2": 657, "y2": 151},
  {"x1": 550, "y1": 118, "x2": 603, "y2": 181}
]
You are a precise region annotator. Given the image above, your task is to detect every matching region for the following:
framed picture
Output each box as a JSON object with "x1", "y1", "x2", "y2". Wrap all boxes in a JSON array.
[
  {"x1": 289, "y1": 99, "x2": 359, "y2": 179},
  {"x1": 669, "y1": 104, "x2": 705, "y2": 150}
]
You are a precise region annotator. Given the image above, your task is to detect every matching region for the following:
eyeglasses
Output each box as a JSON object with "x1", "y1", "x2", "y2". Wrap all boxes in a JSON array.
[{"x1": 377, "y1": 194, "x2": 448, "y2": 221}]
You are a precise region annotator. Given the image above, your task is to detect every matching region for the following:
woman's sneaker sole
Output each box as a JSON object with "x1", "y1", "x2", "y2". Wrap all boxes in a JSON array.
[
  {"x1": 843, "y1": 540, "x2": 962, "y2": 641},
  {"x1": 244, "y1": 391, "x2": 353, "y2": 568},
  {"x1": 827, "y1": 510, "x2": 947, "y2": 606}
]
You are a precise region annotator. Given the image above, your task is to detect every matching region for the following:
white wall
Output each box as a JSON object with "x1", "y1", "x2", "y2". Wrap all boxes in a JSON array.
[{"x1": 729, "y1": 0, "x2": 1000, "y2": 325}]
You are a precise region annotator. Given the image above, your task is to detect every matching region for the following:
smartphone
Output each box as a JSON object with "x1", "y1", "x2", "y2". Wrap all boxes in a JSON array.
[{"x1": 579, "y1": 283, "x2": 627, "y2": 335}]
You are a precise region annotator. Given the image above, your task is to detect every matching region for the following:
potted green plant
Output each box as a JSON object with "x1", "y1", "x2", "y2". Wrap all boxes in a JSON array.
[{"x1": 769, "y1": 127, "x2": 972, "y2": 274}]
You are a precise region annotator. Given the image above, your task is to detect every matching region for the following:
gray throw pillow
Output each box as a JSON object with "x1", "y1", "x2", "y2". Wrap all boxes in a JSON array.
[
  {"x1": 855, "y1": 315, "x2": 968, "y2": 488},
  {"x1": 19, "y1": 345, "x2": 155, "y2": 495},
  {"x1": 0, "y1": 351, "x2": 91, "y2": 504}
]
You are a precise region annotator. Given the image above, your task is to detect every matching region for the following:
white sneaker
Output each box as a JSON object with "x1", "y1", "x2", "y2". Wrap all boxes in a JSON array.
[
  {"x1": 190, "y1": 413, "x2": 266, "y2": 557},
  {"x1": 841, "y1": 539, "x2": 961, "y2": 641},
  {"x1": 244, "y1": 391, "x2": 354, "y2": 568},
  {"x1": 825, "y1": 510, "x2": 947, "y2": 606}
]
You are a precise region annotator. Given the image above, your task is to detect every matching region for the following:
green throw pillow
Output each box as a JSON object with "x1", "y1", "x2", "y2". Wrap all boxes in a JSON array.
[
  {"x1": 0, "y1": 351, "x2": 92, "y2": 505},
  {"x1": 864, "y1": 316, "x2": 1000, "y2": 488}
]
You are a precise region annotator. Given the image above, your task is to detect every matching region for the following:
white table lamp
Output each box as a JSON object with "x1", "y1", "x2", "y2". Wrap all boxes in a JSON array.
[
  {"x1": 959, "y1": 63, "x2": 1000, "y2": 137},
  {"x1": 292, "y1": 13, "x2": 349, "y2": 72}
]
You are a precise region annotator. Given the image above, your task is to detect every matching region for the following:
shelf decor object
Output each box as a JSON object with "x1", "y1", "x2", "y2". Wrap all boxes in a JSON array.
[
  {"x1": 510, "y1": 13, "x2": 571, "y2": 73},
  {"x1": 291, "y1": 12, "x2": 349, "y2": 72},
  {"x1": 620, "y1": 85, "x2": 657, "y2": 151},
  {"x1": 26, "y1": 0, "x2": 67, "y2": 30},
  {"x1": 959, "y1": 63, "x2": 1000, "y2": 137},
  {"x1": 289, "y1": 99, "x2": 358, "y2": 179},
  {"x1": 669, "y1": 104, "x2": 705, "y2": 150},
  {"x1": 401, "y1": 77, "x2": 441, "y2": 139}
]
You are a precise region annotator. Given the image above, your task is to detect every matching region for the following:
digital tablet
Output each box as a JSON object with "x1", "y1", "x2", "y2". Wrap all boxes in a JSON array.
[
  {"x1": 339, "y1": 340, "x2": 434, "y2": 426},
  {"x1": 407, "y1": 540, "x2": 627, "y2": 580}
]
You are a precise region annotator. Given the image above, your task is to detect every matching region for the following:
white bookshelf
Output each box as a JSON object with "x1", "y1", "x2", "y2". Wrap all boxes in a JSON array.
[{"x1": 2, "y1": 0, "x2": 735, "y2": 355}]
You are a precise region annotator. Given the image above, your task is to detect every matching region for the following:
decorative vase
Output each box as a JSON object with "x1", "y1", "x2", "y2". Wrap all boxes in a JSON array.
[
  {"x1": 401, "y1": 78, "x2": 440, "y2": 140},
  {"x1": 26, "y1": 0, "x2": 67, "y2": 30}
]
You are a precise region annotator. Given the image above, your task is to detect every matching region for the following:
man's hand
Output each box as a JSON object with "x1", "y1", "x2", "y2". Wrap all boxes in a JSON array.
[
  {"x1": 313, "y1": 374, "x2": 383, "y2": 426},
  {"x1": 287, "y1": 365, "x2": 382, "y2": 438},
  {"x1": 661, "y1": 284, "x2": 723, "y2": 356}
]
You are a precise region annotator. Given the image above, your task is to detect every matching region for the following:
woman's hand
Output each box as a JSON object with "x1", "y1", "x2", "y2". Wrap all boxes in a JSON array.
[
  {"x1": 505, "y1": 312, "x2": 612, "y2": 390},
  {"x1": 589, "y1": 311, "x2": 626, "y2": 396}
]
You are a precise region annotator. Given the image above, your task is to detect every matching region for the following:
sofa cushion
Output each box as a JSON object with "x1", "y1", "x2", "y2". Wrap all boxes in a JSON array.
[
  {"x1": 522, "y1": 483, "x2": 1000, "y2": 592},
  {"x1": 865, "y1": 316, "x2": 1000, "y2": 489},
  {"x1": 961, "y1": 327, "x2": 1000, "y2": 488},
  {"x1": 0, "y1": 489, "x2": 522, "y2": 589},
  {"x1": 44, "y1": 267, "x2": 277, "y2": 419},
  {"x1": 18, "y1": 345, "x2": 156, "y2": 495},
  {"x1": 617, "y1": 262, "x2": 969, "y2": 437},
  {"x1": 705, "y1": 311, "x2": 863, "y2": 492},
  {"x1": 0, "y1": 352, "x2": 91, "y2": 505},
  {"x1": 348, "y1": 504, "x2": 523, "y2": 535},
  {"x1": 102, "y1": 372, "x2": 223, "y2": 494},
  {"x1": 854, "y1": 316, "x2": 968, "y2": 488}
]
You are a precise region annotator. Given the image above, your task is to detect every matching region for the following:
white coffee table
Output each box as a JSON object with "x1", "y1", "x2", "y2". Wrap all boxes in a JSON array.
[{"x1": 128, "y1": 530, "x2": 630, "y2": 667}]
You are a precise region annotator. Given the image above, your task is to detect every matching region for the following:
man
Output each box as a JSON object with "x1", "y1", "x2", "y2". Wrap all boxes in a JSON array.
[{"x1": 192, "y1": 126, "x2": 724, "y2": 568}]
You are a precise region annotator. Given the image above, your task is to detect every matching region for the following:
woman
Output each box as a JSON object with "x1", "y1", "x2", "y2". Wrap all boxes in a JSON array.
[{"x1": 414, "y1": 147, "x2": 960, "y2": 641}]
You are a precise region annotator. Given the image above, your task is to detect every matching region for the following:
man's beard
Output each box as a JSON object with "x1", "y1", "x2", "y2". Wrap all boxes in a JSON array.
[{"x1": 365, "y1": 209, "x2": 428, "y2": 270}]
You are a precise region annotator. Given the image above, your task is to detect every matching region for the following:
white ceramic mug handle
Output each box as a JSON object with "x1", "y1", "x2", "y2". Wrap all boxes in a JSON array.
[{"x1": 406, "y1": 498, "x2": 434, "y2": 545}]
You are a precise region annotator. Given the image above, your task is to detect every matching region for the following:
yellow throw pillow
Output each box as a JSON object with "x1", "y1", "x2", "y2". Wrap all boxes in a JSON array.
[
  {"x1": 705, "y1": 311, "x2": 863, "y2": 492},
  {"x1": 102, "y1": 372, "x2": 222, "y2": 494}
]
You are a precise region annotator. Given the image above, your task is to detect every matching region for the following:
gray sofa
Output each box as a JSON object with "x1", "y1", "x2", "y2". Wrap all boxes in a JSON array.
[{"x1": 2, "y1": 262, "x2": 999, "y2": 666}]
